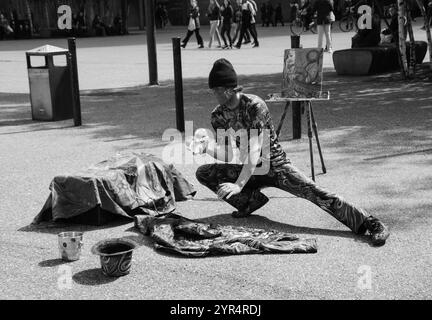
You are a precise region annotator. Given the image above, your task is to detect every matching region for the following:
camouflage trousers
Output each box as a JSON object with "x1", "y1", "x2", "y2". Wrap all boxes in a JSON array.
[{"x1": 195, "y1": 163, "x2": 369, "y2": 234}]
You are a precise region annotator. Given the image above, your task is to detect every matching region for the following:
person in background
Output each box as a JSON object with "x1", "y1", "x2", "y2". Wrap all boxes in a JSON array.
[
  {"x1": 92, "y1": 14, "x2": 107, "y2": 36},
  {"x1": 181, "y1": 0, "x2": 204, "y2": 49},
  {"x1": 248, "y1": 0, "x2": 259, "y2": 46},
  {"x1": 300, "y1": 0, "x2": 313, "y2": 31},
  {"x1": 312, "y1": 0, "x2": 334, "y2": 53},
  {"x1": 207, "y1": 0, "x2": 223, "y2": 48},
  {"x1": 274, "y1": 2, "x2": 284, "y2": 26},
  {"x1": 265, "y1": 1, "x2": 274, "y2": 27},
  {"x1": 232, "y1": 0, "x2": 250, "y2": 44},
  {"x1": 162, "y1": 4, "x2": 170, "y2": 27},
  {"x1": 0, "y1": 12, "x2": 14, "y2": 40},
  {"x1": 112, "y1": 14, "x2": 124, "y2": 35},
  {"x1": 380, "y1": 5, "x2": 403, "y2": 44},
  {"x1": 155, "y1": 3, "x2": 164, "y2": 29},
  {"x1": 260, "y1": 2, "x2": 267, "y2": 27},
  {"x1": 221, "y1": 0, "x2": 234, "y2": 49},
  {"x1": 235, "y1": 0, "x2": 259, "y2": 48}
]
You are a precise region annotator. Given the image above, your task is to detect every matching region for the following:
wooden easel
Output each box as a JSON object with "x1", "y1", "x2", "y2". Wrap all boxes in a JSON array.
[{"x1": 265, "y1": 92, "x2": 329, "y2": 181}]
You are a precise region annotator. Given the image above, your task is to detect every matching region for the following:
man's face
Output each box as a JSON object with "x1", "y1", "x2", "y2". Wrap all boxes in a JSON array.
[{"x1": 211, "y1": 87, "x2": 236, "y2": 105}]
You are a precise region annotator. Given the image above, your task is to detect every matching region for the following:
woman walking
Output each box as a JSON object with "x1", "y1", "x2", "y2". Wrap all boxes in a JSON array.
[
  {"x1": 312, "y1": 0, "x2": 334, "y2": 53},
  {"x1": 221, "y1": 0, "x2": 234, "y2": 48},
  {"x1": 181, "y1": 0, "x2": 204, "y2": 49},
  {"x1": 207, "y1": 0, "x2": 223, "y2": 48}
]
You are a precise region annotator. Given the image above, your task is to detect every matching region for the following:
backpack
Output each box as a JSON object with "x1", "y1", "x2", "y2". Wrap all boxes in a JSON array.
[{"x1": 249, "y1": 0, "x2": 258, "y2": 15}]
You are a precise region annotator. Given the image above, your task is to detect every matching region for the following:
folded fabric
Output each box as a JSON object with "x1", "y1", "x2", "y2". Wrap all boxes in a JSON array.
[{"x1": 134, "y1": 213, "x2": 318, "y2": 257}]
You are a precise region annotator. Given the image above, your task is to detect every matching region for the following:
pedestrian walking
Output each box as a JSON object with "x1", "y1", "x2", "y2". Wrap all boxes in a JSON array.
[
  {"x1": 232, "y1": 0, "x2": 251, "y2": 44},
  {"x1": 248, "y1": 0, "x2": 259, "y2": 46},
  {"x1": 312, "y1": 0, "x2": 334, "y2": 53},
  {"x1": 221, "y1": 0, "x2": 234, "y2": 49},
  {"x1": 195, "y1": 58, "x2": 390, "y2": 247},
  {"x1": 181, "y1": 0, "x2": 204, "y2": 49},
  {"x1": 235, "y1": 0, "x2": 259, "y2": 48},
  {"x1": 207, "y1": 0, "x2": 223, "y2": 48}
]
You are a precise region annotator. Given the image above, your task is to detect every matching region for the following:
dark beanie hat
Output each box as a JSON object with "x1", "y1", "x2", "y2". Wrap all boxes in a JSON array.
[{"x1": 208, "y1": 58, "x2": 237, "y2": 89}]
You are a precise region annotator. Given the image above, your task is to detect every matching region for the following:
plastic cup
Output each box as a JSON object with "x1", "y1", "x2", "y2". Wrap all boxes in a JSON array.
[{"x1": 58, "y1": 231, "x2": 83, "y2": 261}]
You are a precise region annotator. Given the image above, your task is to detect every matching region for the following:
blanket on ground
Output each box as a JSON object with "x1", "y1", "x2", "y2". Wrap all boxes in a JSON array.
[
  {"x1": 134, "y1": 213, "x2": 318, "y2": 257},
  {"x1": 33, "y1": 152, "x2": 196, "y2": 223}
]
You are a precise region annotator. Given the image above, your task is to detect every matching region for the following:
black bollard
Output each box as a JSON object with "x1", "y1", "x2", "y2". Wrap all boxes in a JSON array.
[
  {"x1": 67, "y1": 37, "x2": 82, "y2": 127},
  {"x1": 291, "y1": 35, "x2": 301, "y2": 139},
  {"x1": 172, "y1": 37, "x2": 185, "y2": 133},
  {"x1": 144, "y1": 0, "x2": 158, "y2": 85}
]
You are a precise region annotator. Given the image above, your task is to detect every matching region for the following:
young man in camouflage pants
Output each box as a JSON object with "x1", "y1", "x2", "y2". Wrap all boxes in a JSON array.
[{"x1": 194, "y1": 58, "x2": 390, "y2": 246}]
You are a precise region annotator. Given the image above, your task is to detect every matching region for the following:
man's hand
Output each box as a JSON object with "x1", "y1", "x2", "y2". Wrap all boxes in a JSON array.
[{"x1": 217, "y1": 183, "x2": 242, "y2": 200}]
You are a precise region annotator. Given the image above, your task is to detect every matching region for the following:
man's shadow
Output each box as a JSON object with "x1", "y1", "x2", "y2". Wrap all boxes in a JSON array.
[{"x1": 195, "y1": 213, "x2": 370, "y2": 244}]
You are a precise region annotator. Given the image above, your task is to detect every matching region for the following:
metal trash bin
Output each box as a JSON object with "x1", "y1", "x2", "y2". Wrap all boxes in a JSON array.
[{"x1": 26, "y1": 45, "x2": 74, "y2": 121}]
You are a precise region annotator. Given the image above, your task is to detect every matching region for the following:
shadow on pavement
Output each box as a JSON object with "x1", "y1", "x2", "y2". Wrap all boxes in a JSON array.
[
  {"x1": 72, "y1": 268, "x2": 118, "y2": 286},
  {"x1": 38, "y1": 258, "x2": 73, "y2": 268},
  {"x1": 198, "y1": 213, "x2": 369, "y2": 242},
  {"x1": 18, "y1": 218, "x2": 133, "y2": 235}
]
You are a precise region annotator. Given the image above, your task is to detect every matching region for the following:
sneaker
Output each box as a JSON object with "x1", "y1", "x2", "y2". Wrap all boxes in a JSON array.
[
  {"x1": 234, "y1": 44, "x2": 241, "y2": 49},
  {"x1": 362, "y1": 216, "x2": 390, "y2": 246},
  {"x1": 252, "y1": 43, "x2": 259, "y2": 48},
  {"x1": 180, "y1": 43, "x2": 186, "y2": 48},
  {"x1": 243, "y1": 40, "x2": 251, "y2": 44},
  {"x1": 198, "y1": 44, "x2": 204, "y2": 48},
  {"x1": 231, "y1": 191, "x2": 269, "y2": 218}
]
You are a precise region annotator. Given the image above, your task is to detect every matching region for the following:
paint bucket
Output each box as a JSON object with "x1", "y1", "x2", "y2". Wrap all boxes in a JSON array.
[
  {"x1": 91, "y1": 238, "x2": 137, "y2": 277},
  {"x1": 58, "y1": 231, "x2": 84, "y2": 261}
]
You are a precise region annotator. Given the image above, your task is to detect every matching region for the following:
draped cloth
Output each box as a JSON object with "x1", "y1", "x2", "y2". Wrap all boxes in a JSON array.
[
  {"x1": 33, "y1": 153, "x2": 196, "y2": 224},
  {"x1": 134, "y1": 213, "x2": 318, "y2": 257}
]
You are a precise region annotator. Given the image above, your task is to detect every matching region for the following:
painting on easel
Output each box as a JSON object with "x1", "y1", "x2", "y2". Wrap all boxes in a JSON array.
[{"x1": 282, "y1": 48, "x2": 324, "y2": 99}]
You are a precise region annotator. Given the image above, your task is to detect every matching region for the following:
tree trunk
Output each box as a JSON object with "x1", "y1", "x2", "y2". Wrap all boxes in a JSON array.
[
  {"x1": 44, "y1": 0, "x2": 50, "y2": 29},
  {"x1": 398, "y1": 0, "x2": 408, "y2": 78},
  {"x1": 406, "y1": 3, "x2": 416, "y2": 77},
  {"x1": 415, "y1": 0, "x2": 432, "y2": 71},
  {"x1": 25, "y1": 0, "x2": 33, "y2": 36},
  {"x1": 121, "y1": 0, "x2": 129, "y2": 34}
]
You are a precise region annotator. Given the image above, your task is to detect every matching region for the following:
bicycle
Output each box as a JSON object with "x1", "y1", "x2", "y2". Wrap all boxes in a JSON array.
[
  {"x1": 290, "y1": 9, "x2": 317, "y2": 36},
  {"x1": 339, "y1": 5, "x2": 357, "y2": 32}
]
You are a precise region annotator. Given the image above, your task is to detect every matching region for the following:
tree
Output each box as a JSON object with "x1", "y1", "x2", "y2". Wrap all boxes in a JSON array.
[
  {"x1": 397, "y1": 0, "x2": 408, "y2": 78},
  {"x1": 415, "y1": 0, "x2": 432, "y2": 71},
  {"x1": 24, "y1": 0, "x2": 33, "y2": 36}
]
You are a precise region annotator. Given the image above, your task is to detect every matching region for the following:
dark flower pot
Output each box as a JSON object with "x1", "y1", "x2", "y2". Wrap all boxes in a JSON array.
[{"x1": 91, "y1": 238, "x2": 137, "y2": 277}]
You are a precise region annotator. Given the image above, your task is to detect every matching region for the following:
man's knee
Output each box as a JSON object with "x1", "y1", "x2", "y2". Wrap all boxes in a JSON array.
[{"x1": 195, "y1": 164, "x2": 214, "y2": 184}]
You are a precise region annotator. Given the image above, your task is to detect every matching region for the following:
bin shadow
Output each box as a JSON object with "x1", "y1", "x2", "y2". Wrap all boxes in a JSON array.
[
  {"x1": 38, "y1": 258, "x2": 73, "y2": 268},
  {"x1": 72, "y1": 268, "x2": 118, "y2": 286}
]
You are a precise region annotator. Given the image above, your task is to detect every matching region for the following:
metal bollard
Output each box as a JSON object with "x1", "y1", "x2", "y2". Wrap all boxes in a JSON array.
[
  {"x1": 291, "y1": 35, "x2": 301, "y2": 139},
  {"x1": 67, "y1": 37, "x2": 82, "y2": 126},
  {"x1": 172, "y1": 37, "x2": 185, "y2": 133}
]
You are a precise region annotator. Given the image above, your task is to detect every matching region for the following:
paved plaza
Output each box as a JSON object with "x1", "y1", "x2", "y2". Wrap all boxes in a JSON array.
[{"x1": 0, "y1": 23, "x2": 431, "y2": 300}]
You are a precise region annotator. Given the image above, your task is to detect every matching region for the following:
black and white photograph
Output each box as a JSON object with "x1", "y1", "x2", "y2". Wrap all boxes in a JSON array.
[{"x1": 0, "y1": 0, "x2": 431, "y2": 307}]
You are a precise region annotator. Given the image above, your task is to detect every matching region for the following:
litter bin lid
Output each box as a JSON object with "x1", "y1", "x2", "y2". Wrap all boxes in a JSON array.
[{"x1": 26, "y1": 45, "x2": 69, "y2": 56}]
